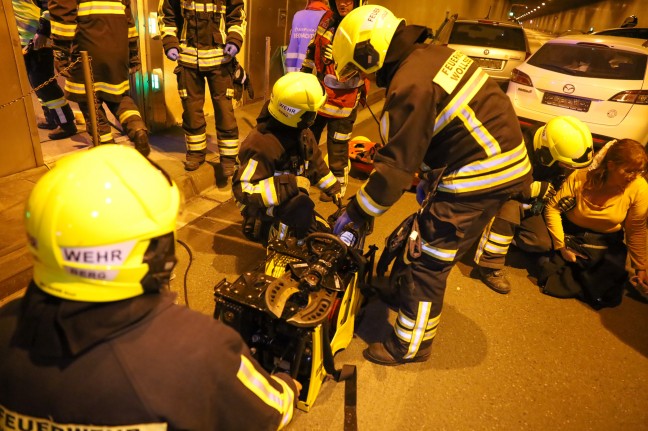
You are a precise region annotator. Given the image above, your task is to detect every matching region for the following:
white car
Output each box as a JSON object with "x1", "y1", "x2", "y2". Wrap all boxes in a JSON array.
[
  {"x1": 433, "y1": 17, "x2": 530, "y2": 90},
  {"x1": 507, "y1": 34, "x2": 648, "y2": 147}
]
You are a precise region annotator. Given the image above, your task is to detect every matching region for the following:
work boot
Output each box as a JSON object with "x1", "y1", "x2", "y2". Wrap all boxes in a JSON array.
[
  {"x1": 184, "y1": 151, "x2": 206, "y2": 171},
  {"x1": 133, "y1": 129, "x2": 151, "y2": 157},
  {"x1": 38, "y1": 108, "x2": 57, "y2": 130},
  {"x1": 220, "y1": 155, "x2": 238, "y2": 177},
  {"x1": 48, "y1": 122, "x2": 78, "y2": 140},
  {"x1": 478, "y1": 266, "x2": 511, "y2": 294},
  {"x1": 363, "y1": 342, "x2": 430, "y2": 366}
]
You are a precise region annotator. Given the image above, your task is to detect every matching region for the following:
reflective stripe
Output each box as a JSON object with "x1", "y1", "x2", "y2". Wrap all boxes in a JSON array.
[
  {"x1": 259, "y1": 178, "x2": 279, "y2": 207},
  {"x1": 438, "y1": 142, "x2": 531, "y2": 194},
  {"x1": 118, "y1": 110, "x2": 141, "y2": 123},
  {"x1": 160, "y1": 25, "x2": 177, "y2": 38},
  {"x1": 218, "y1": 138, "x2": 239, "y2": 156},
  {"x1": 77, "y1": 1, "x2": 126, "y2": 16},
  {"x1": 434, "y1": 68, "x2": 487, "y2": 136},
  {"x1": 94, "y1": 80, "x2": 130, "y2": 95},
  {"x1": 421, "y1": 242, "x2": 457, "y2": 262},
  {"x1": 237, "y1": 355, "x2": 294, "y2": 426},
  {"x1": 51, "y1": 21, "x2": 77, "y2": 38},
  {"x1": 240, "y1": 159, "x2": 258, "y2": 194},
  {"x1": 100, "y1": 132, "x2": 114, "y2": 143},
  {"x1": 380, "y1": 112, "x2": 389, "y2": 144},
  {"x1": 333, "y1": 131, "x2": 352, "y2": 141},
  {"x1": 43, "y1": 97, "x2": 68, "y2": 109},
  {"x1": 319, "y1": 103, "x2": 355, "y2": 117},
  {"x1": 178, "y1": 89, "x2": 188, "y2": 98},
  {"x1": 356, "y1": 184, "x2": 390, "y2": 217},
  {"x1": 394, "y1": 304, "x2": 441, "y2": 358},
  {"x1": 484, "y1": 241, "x2": 509, "y2": 255},
  {"x1": 128, "y1": 26, "x2": 138, "y2": 38},
  {"x1": 316, "y1": 171, "x2": 337, "y2": 190},
  {"x1": 459, "y1": 105, "x2": 500, "y2": 157},
  {"x1": 488, "y1": 231, "x2": 513, "y2": 245},
  {"x1": 185, "y1": 133, "x2": 207, "y2": 151}
]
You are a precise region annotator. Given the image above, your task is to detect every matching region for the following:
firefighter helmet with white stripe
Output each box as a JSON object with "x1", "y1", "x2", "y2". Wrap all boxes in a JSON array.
[
  {"x1": 25, "y1": 145, "x2": 180, "y2": 302},
  {"x1": 268, "y1": 72, "x2": 327, "y2": 129}
]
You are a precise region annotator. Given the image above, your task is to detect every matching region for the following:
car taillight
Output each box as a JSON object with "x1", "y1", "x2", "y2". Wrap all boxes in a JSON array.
[
  {"x1": 609, "y1": 90, "x2": 648, "y2": 105},
  {"x1": 510, "y1": 68, "x2": 533, "y2": 86}
]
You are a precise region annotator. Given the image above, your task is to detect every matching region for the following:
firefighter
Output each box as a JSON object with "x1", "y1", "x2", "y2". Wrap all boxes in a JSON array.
[
  {"x1": 12, "y1": 0, "x2": 77, "y2": 140},
  {"x1": 285, "y1": 0, "x2": 329, "y2": 73},
  {"x1": 474, "y1": 116, "x2": 594, "y2": 294},
  {"x1": 158, "y1": 0, "x2": 246, "y2": 174},
  {"x1": 0, "y1": 145, "x2": 299, "y2": 430},
  {"x1": 301, "y1": 0, "x2": 368, "y2": 201},
  {"x1": 49, "y1": 0, "x2": 150, "y2": 156},
  {"x1": 232, "y1": 72, "x2": 341, "y2": 243},
  {"x1": 331, "y1": 6, "x2": 533, "y2": 365}
]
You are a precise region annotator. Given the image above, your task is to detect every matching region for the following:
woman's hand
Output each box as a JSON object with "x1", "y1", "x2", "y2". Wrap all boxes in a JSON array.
[
  {"x1": 559, "y1": 247, "x2": 587, "y2": 263},
  {"x1": 630, "y1": 269, "x2": 648, "y2": 298}
]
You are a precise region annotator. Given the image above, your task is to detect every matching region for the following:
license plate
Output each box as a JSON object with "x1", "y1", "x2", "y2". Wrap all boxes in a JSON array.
[
  {"x1": 470, "y1": 57, "x2": 504, "y2": 70},
  {"x1": 542, "y1": 93, "x2": 591, "y2": 112}
]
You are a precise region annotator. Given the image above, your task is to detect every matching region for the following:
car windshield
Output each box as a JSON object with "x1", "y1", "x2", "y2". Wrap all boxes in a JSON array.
[
  {"x1": 595, "y1": 28, "x2": 648, "y2": 39},
  {"x1": 528, "y1": 43, "x2": 647, "y2": 80},
  {"x1": 449, "y1": 23, "x2": 526, "y2": 51}
]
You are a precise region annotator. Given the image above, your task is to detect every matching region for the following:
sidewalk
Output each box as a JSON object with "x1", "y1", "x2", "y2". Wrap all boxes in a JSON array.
[{"x1": 0, "y1": 87, "x2": 385, "y2": 301}]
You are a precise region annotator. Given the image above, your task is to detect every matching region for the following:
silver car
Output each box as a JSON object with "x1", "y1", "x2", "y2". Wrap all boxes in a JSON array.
[{"x1": 434, "y1": 17, "x2": 531, "y2": 89}]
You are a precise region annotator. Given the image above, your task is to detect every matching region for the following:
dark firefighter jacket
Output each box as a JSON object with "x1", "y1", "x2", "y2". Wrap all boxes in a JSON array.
[
  {"x1": 158, "y1": 0, "x2": 246, "y2": 70},
  {"x1": 232, "y1": 105, "x2": 340, "y2": 217},
  {"x1": 347, "y1": 25, "x2": 533, "y2": 223},
  {"x1": 0, "y1": 284, "x2": 297, "y2": 430},
  {"x1": 49, "y1": 0, "x2": 137, "y2": 102}
]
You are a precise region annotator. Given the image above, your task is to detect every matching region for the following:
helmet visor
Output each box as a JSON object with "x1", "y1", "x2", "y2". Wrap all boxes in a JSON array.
[{"x1": 337, "y1": 62, "x2": 361, "y2": 82}]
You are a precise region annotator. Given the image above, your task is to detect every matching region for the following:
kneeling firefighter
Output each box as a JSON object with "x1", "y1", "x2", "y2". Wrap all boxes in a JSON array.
[
  {"x1": 0, "y1": 145, "x2": 298, "y2": 430},
  {"x1": 232, "y1": 72, "x2": 341, "y2": 242}
]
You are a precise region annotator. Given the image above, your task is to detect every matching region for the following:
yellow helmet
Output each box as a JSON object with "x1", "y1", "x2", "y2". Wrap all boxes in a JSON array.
[
  {"x1": 268, "y1": 72, "x2": 327, "y2": 128},
  {"x1": 25, "y1": 145, "x2": 180, "y2": 302},
  {"x1": 333, "y1": 5, "x2": 404, "y2": 81},
  {"x1": 533, "y1": 116, "x2": 594, "y2": 168}
]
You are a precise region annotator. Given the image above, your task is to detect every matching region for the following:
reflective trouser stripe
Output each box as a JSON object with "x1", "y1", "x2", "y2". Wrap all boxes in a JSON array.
[
  {"x1": 218, "y1": 138, "x2": 238, "y2": 157},
  {"x1": 186, "y1": 133, "x2": 207, "y2": 151}
]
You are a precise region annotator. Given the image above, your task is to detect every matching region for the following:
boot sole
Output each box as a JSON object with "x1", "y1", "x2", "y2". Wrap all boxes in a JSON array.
[{"x1": 362, "y1": 348, "x2": 430, "y2": 366}]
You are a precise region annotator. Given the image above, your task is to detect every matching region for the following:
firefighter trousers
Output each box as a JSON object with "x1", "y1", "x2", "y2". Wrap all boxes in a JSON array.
[
  {"x1": 474, "y1": 199, "x2": 553, "y2": 270},
  {"x1": 310, "y1": 107, "x2": 358, "y2": 179},
  {"x1": 385, "y1": 192, "x2": 509, "y2": 360},
  {"x1": 174, "y1": 64, "x2": 239, "y2": 159},
  {"x1": 78, "y1": 96, "x2": 147, "y2": 144},
  {"x1": 24, "y1": 48, "x2": 75, "y2": 127}
]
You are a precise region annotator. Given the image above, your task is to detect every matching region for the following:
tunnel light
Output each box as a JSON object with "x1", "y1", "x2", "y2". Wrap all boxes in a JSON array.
[
  {"x1": 151, "y1": 68, "x2": 163, "y2": 91},
  {"x1": 148, "y1": 12, "x2": 159, "y2": 39}
]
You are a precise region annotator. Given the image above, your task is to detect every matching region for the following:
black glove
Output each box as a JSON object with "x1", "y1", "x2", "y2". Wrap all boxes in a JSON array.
[
  {"x1": 231, "y1": 59, "x2": 254, "y2": 101},
  {"x1": 128, "y1": 39, "x2": 141, "y2": 74}
]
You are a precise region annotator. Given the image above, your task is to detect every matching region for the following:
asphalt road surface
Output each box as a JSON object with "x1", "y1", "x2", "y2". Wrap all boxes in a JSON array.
[{"x1": 171, "y1": 112, "x2": 648, "y2": 430}]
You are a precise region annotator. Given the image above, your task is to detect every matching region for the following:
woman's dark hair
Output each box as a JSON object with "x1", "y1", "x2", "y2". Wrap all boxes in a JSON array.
[{"x1": 586, "y1": 139, "x2": 648, "y2": 190}]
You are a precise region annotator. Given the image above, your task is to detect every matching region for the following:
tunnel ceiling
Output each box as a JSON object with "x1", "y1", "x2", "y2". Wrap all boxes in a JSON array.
[{"x1": 511, "y1": 0, "x2": 607, "y2": 21}]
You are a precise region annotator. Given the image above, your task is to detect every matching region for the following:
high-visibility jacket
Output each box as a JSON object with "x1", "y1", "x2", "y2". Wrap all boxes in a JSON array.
[
  {"x1": 233, "y1": 109, "x2": 339, "y2": 216},
  {"x1": 49, "y1": 0, "x2": 137, "y2": 102},
  {"x1": 284, "y1": 1, "x2": 327, "y2": 73},
  {"x1": 0, "y1": 285, "x2": 297, "y2": 430},
  {"x1": 301, "y1": 7, "x2": 367, "y2": 119},
  {"x1": 11, "y1": 0, "x2": 49, "y2": 47},
  {"x1": 158, "y1": 0, "x2": 246, "y2": 71},
  {"x1": 347, "y1": 25, "x2": 532, "y2": 223}
]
